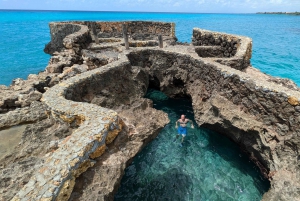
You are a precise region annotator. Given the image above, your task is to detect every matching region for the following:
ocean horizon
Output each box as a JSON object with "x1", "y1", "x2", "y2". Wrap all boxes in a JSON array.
[
  {"x1": 0, "y1": 9, "x2": 257, "y2": 14},
  {"x1": 0, "y1": 10, "x2": 300, "y2": 86}
]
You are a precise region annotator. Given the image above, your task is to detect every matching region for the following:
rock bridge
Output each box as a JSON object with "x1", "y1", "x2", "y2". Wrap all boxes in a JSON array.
[{"x1": 1, "y1": 21, "x2": 299, "y2": 201}]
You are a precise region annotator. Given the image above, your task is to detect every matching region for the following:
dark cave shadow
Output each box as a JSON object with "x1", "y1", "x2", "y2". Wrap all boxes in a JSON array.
[{"x1": 114, "y1": 167, "x2": 193, "y2": 201}]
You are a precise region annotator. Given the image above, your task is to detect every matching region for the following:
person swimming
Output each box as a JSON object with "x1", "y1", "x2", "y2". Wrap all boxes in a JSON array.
[{"x1": 175, "y1": 114, "x2": 194, "y2": 144}]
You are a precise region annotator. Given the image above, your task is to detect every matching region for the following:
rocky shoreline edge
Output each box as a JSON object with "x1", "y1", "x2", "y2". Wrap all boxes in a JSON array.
[
  {"x1": 256, "y1": 12, "x2": 300, "y2": 15},
  {"x1": 0, "y1": 21, "x2": 299, "y2": 201}
]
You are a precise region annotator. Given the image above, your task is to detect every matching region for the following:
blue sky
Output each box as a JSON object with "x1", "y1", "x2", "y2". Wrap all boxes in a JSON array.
[{"x1": 1, "y1": 0, "x2": 300, "y2": 13}]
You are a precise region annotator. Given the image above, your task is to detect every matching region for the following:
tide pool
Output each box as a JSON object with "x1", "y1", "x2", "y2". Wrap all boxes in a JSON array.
[
  {"x1": 0, "y1": 11, "x2": 300, "y2": 85},
  {"x1": 115, "y1": 89, "x2": 270, "y2": 201}
]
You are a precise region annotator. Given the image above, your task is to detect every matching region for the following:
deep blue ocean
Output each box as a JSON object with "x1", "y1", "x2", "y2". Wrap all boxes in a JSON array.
[{"x1": 0, "y1": 11, "x2": 300, "y2": 86}]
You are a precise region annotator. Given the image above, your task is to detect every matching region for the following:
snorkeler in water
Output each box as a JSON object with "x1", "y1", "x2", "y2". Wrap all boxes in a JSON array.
[{"x1": 175, "y1": 114, "x2": 194, "y2": 144}]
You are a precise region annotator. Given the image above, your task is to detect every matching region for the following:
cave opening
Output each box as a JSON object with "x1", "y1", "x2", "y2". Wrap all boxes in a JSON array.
[
  {"x1": 115, "y1": 88, "x2": 270, "y2": 201},
  {"x1": 149, "y1": 75, "x2": 160, "y2": 90}
]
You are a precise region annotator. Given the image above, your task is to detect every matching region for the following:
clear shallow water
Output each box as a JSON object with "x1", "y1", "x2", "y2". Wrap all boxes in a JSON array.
[
  {"x1": 115, "y1": 89, "x2": 270, "y2": 201},
  {"x1": 0, "y1": 11, "x2": 300, "y2": 85}
]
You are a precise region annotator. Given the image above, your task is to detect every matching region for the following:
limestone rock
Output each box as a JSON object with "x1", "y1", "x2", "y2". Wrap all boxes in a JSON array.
[
  {"x1": 0, "y1": 116, "x2": 73, "y2": 201},
  {"x1": 69, "y1": 98, "x2": 169, "y2": 201},
  {"x1": 45, "y1": 50, "x2": 80, "y2": 73},
  {"x1": 288, "y1": 96, "x2": 299, "y2": 106}
]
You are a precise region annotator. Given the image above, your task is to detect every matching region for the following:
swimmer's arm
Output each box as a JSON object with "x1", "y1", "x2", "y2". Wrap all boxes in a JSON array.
[
  {"x1": 175, "y1": 120, "x2": 179, "y2": 128},
  {"x1": 188, "y1": 119, "x2": 195, "y2": 128}
]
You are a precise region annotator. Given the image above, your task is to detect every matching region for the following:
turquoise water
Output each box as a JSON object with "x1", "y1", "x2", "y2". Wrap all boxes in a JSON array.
[
  {"x1": 0, "y1": 11, "x2": 300, "y2": 85},
  {"x1": 115, "y1": 89, "x2": 270, "y2": 201}
]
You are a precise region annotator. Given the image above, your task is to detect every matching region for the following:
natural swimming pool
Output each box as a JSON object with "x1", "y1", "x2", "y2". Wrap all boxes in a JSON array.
[{"x1": 115, "y1": 89, "x2": 270, "y2": 201}]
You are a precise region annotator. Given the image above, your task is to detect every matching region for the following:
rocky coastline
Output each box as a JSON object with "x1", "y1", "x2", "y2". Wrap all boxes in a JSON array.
[
  {"x1": 0, "y1": 21, "x2": 299, "y2": 201},
  {"x1": 257, "y1": 12, "x2": 300, "y2": 15}
]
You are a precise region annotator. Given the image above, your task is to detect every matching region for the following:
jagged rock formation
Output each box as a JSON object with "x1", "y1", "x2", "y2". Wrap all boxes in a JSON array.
[
  {"x1": 69, "y1": 98, "x2": 168, "y2": 200},
  {"x1": 0, "y1": 21, "x2": 299, "y2": 201}
]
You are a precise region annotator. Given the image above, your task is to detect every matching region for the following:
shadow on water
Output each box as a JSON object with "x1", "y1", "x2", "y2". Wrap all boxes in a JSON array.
[{"x1": 115, "y1": 89, "x2": 270, "y2": 201}]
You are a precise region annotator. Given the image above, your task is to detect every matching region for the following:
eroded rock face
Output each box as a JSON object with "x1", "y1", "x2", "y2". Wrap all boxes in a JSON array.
[
  {"x1": 65, "y1": 64, "x2": 149, "y2": 110},
  {"x1": 0, "y1": 75, "x2": 51, "y2": 113},
  {"x1": 0, "y1": 112, "x2": 73, "y2": 201},
  {"x1": 127, "y1": 49, "x2": 300, "y2": 201},
  {"x1": 192, "y1": 28, "x2": 252, "y2": 70},
  {"x1": 69, "y1": 98, "x2": 169, "y2": 201},
  {"x1": 0, "y1": 101, "x2": 48, "y2": 129},
  {"x1": 44, "y1": 23, "x2": 92, "y2": 55}
]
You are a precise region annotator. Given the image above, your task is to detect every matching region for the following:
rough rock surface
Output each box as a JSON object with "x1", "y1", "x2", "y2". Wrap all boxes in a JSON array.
[
  {"x1": 44, "y1": 23, "x2": 92, "y2": 55},
  {"x1": 1, "y1": 21, "x2": 300, "y2": 201},
  {"x1": 69, "y1": 99, "x2": 169, "y2": 201},
  {"x1": 0, "y1": 101, "x2": 48, "y2": 129},
  {"x1": 0, "y1": 115, "x2": 73, "y2": 201},
  {"x1": 0, "y1": 74, "x2": 51, "y2": 113},
  {"x1": 65, "y1": 21, "x2": 176, "y2": 41},
  {"x1": 127, "y1": 48, "x2": 300, "y2": 201},
  {"x1": 192, "y1": 28, "x2": 252, "y2": 70}
]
